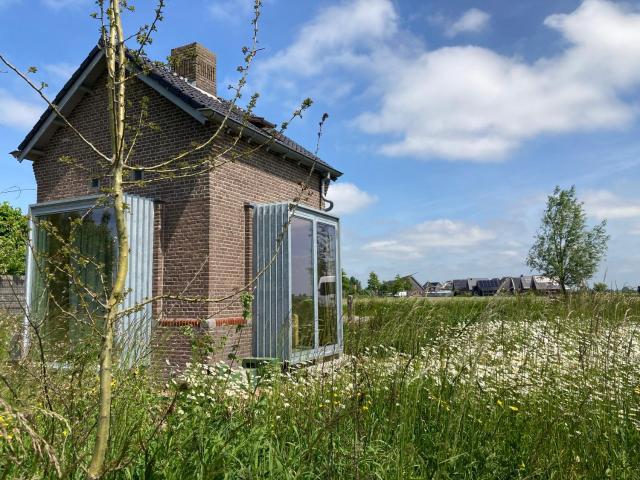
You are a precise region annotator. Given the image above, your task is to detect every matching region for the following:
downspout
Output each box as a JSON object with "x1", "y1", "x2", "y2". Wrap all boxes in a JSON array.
[{"x1": 321, "y1": 172, "x2": 334, "y2": 212}]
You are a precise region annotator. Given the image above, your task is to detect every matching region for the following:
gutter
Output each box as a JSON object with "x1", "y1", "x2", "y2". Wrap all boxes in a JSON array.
[{"x1": 320, "y1": 172, "x2": 334, "y2": 212}]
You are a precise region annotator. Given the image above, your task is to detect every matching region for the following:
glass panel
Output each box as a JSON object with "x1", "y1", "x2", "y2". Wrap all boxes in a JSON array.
[
  {"x1": 31, "y1": 208, "x2": 116, "y2": 354},
  {"x1": 290, "y1": 216, "x2": 314, "y2": 352},
  {"x1": 317, "y1": 222, "x2": 337, "y2": 347}
]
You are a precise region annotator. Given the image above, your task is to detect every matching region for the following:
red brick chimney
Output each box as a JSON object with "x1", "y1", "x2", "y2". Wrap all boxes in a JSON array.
[{"x1": 170, "y1": 42, "x2": 217, "y2": 96}]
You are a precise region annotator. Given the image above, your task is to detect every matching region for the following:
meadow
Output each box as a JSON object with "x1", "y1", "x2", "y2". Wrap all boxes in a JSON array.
[{"x1": 1, "y1": 293, "x2": 640, "y2": 479}]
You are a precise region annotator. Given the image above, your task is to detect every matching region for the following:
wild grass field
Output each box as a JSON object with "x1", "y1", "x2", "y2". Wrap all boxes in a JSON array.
[{"x1": 2, "y1": 294, "x2": 640, "y2": 479}]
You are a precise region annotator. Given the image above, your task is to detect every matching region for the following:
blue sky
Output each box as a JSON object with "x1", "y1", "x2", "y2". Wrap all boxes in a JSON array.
[{"x1": 2, "y1": 0, "x2": 640, "y2": 287}]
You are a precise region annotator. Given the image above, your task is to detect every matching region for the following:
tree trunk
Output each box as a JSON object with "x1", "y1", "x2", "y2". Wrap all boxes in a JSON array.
[
  {"x1": 87, "y1": 170, "x2": 128, "y2": 478},
  {"x1": 87, "y1": 1, "x2": 128, "y2": 476}
]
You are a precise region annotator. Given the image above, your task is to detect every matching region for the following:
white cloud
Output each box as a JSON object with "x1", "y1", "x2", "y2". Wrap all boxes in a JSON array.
[
  {"x1": 259, "y1": 0, "x2": 398, "y2": 77},
  {"x1": 44, "y1": 63, "x2": 75, "y2": 80},
  {"x1": 446, "y1": 8, "x2": 491, "y2": 37},
  {"x1": 0, "y1": 90, "x2": 42, "y2": 129},
  {"x1": 209, "y1": 0, "x2": 254, "y2": 22},
  {"x1": 263, "y1": 0, "x2": 640, "y2": 162},
  {"x1": 325, "y1": 182, "x2": 377, "y2": 215},
  {"x1": 359, "y1": 0, "x2": 640, "y2": 161},
  {"x1": 583, "y1": 190, "x2": 640, "y2": 220},
  {"x1": 363, "y1": 219, "x2": 496, "y2": 258}
]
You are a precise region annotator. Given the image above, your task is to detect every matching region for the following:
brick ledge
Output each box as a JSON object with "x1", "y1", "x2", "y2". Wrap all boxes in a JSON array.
[
  {"x1": 158, "y1": 318, "x2": 202, "y2": 327},
  {"x1": 214, "y1": 317, "x2": 247, "y2": 327}
]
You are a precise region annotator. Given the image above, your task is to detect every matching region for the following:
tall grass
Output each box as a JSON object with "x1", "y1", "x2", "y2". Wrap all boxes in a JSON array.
[{"x1": 2, "y1": 294, "x2": 640, "y2": 478}]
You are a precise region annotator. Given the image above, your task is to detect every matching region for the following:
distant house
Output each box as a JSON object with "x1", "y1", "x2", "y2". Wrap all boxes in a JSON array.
[
  {"x1": 400, "y1": 275, "x2": 425, "y2": 297},
  {"x1": 532, "y1": 276, "x2": 562, "y2": 294},
  {"x1": 520, "y1": 276, "x2": 534, "y2": 292},
  {"x1": 475, "y1": 278, "x2": 501, "y2": 296},
  {"x1": 426, "y1": 281, "x2": 453, "y2": 297},
  {"x1": 423, "y1": 281, "x2": 442, "y2": 293},
  {"x1": 498, "y1": 275, "x2": 561, "y2": 295},
  {"x1": 467, "y1": 278, "x2": 487, "y2": 290},
  {"x1": 499, "y1": 276, "x2": 522, "y2": 294},
  {"x1": 452, "y1": 279, "x2": 471, "y2": 296}
]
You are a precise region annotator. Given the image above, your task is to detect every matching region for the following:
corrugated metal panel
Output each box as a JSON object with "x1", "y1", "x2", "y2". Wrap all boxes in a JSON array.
[
  {"x1": 118, "y1": 194, "x2": 154, "y2": 367},
  {"x1": 252, "y1": 203, "x2": 290, "y2": 359},
  {"x1": 26, "y1": 194, "x2": 154, "y2": 367}
]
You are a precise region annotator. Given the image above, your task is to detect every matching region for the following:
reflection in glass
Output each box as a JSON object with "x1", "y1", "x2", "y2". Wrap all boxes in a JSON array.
[
  {"x1": 31, "y1": 208, "x2": 116, "y2": 352},
  {"x1": 317, "y1": 222, "x2": 337, "y2": 346},
  {"x1": 290, "y1": 216, "x2": 314, "y2": 351}
]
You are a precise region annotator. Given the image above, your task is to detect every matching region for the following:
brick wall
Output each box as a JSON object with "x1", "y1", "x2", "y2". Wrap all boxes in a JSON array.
[
  {"x1": 31, "y1": 66, "x2": 323, "y2": 368},
  {"x1": 0, "y1": 275, "x2": 25, "y2": 316}
]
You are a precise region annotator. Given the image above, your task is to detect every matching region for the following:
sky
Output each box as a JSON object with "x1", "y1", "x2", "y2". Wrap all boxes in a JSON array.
[{"x1": 1, "y1": 0, "x2": 640, "y2": 288}]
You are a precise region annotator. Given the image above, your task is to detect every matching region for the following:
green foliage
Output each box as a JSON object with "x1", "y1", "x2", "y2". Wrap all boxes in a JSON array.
[
  {"x1": 366, "y1": 271, "x2": 381, "y2": 295},
  {"x1": 342, "y1": 269, "x2": 362, "y2": 296},
  {"x1": 593, "y1": 282, "x2": 608, "y2": 293},
  {"x1": 527, "y1": 186, "x2": 609, "y2": 294},
  {"x1": 382, "y1": 274, "x2": 413, "y2": 295},
  {"x1": 240, "y1": 291, "x2": 254, "y2": 320},
  {"x1": 0, "y1": 202, "x2": 28, "y2": 275},
  {"x1": 3, "y1": 295, "x2": 640, "y2": 478}
]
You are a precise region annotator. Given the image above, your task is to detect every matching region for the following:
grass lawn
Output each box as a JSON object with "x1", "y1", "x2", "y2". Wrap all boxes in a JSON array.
[{"x1": 2, "y1": 294, "x2": 640, "y2": 478}]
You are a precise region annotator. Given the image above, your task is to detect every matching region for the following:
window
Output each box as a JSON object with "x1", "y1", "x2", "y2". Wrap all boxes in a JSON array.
[
  {"x1": 30, "y1": 208, "x2": 116, "y2": 352},
  {"x1": 317, "y1": 222, "x2": 337, "y2": 347},
  {"x1": 26, "y1": 195, "x2": 155, "y2": 364},
  {"x1": 91, "y1": 178, "x2": 100, "y2": 188},
  {"x1": 133, "y1": 170, "x2": 143, "y2": 181},
  {"x1": 252, "y1": 203, "x2": 342, "y2": 362},
  {"x1": 291, "y1": 217, "x2": 314, "y2": 352},
  {"x1": 288, "y1": 214, "x2": 340, "y2": 360}
]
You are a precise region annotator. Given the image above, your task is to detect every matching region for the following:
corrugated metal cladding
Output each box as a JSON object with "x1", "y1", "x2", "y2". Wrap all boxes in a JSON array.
[
  {"x1": 252, "y1": 203, "x2": 291, "y2": 359},
  {"x1": 118, "y1": 194, "x2": 154, "y2": 367},
  {"x1": 26, "y1": 193, "x2": 154, "y2": 366}
]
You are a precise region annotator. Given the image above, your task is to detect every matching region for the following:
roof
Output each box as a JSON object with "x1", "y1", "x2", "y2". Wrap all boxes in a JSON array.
[
  {"x1": 533, "y1": 276, "x2": 561, "y2": 291},
  {"x1": 467, "y1": 278, "x2": 488, "y2": 289},
  {"x1": 401, "y1": 275, "x2": 424, "y2": 292},
  {"x1": 476, "y1": 279, "x2": 500, "y2": 291},
  {"x1": 520, "y1": 276, "x2": 534, "y2": 289},
  {"x1": 499, "y1": 276, "x2": 522, "y2": 291},
  {"x1": 14, "y1": 44, "x2": 342, "y2": 180},
  {"x1": 452, "y1": 279, "x2": 469, "y2": 291}
]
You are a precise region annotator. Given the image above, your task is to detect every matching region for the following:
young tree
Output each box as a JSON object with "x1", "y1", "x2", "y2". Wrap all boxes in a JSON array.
[
  {"x1": 1, "y1": 1, "x2": 322, "y2": 476},
  {"x1": 527, "y1": 186, "x2": 609, "y2": 295},
  {"x1": 341, "y1": 270, "x2": 362, "y2": 296},
  {"x1": 366, "y1": 271, "x2": 381, "y2": 295},
  {"x1": 349, "y1": 276, "x2": 362, "y2": 294},
  {"x1": 0, "y1": 202, "x2": 27, "y2": 275},
  {"x1": 341, "y1": 269, "x2": 351, "y2": 296}
]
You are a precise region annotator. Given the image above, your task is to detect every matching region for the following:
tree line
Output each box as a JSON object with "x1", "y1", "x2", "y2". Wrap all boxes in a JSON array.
[{"x1": 341, "y1": 270, "x2": 413, "y2": 297}]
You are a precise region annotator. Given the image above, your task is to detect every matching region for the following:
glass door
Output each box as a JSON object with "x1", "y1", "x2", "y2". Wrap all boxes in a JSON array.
[
  {"x1": 317, "y1": 222, "x2": 338, "y2": 350},
  {"x1": 290, "y1": 216, "x2": 315, "y2": 353},
  {"x1": 290, "y1": 213, "x2": 340, "y2": 361}
]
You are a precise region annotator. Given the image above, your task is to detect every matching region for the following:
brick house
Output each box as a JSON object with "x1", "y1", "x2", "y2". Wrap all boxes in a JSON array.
[{"x1": 13, "y1": 42, "x2": 343, "y2": 368}]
